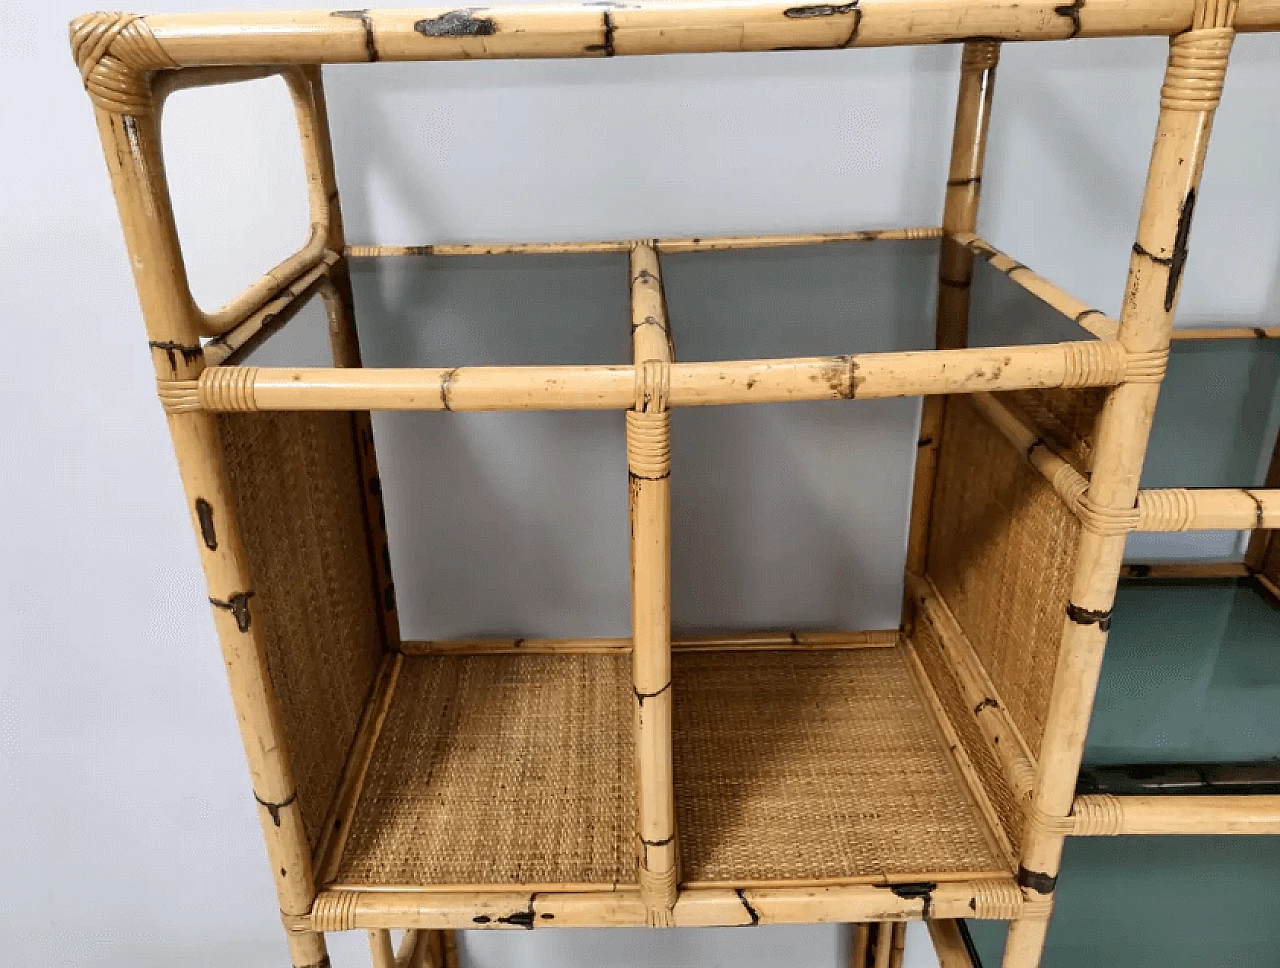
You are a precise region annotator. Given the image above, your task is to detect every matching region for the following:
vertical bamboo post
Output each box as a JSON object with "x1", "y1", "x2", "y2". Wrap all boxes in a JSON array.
[
  {"x1": 904, "y1": 40, "x2": 1000, "y2": 620},
  {"x1": 69, "y1": 14, "x2": 328, "y2": 968},
  {"x1": 1245, "y1": 431, "x2": 1280, "y2": 575},
  {"x1": 1003, "y1": 4, "x2": 1238, "y2": 966},
  {"x1": 851, "y1": 923, "x2": 871, "y2": 968},
  {"x1": 628, "y1": 241, "x2": 678, "y2": 925},
  {"x1": 305, "y1": 64, "x2": 404, "y2": 655},
  {"x1": 873, "y1": 923, "x2": 894, "y2": 968}
]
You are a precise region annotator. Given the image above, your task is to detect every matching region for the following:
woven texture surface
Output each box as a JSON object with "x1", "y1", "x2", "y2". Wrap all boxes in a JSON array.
[
  {"x1": 220, "y1": 411, "x2": 384, "y2": 845},
  {"x1": 1004, "y1": 388, "x2": 1106, "y2": 468},
  {"x1": 910, "y1": 619, "x2": 1021, "y2": 860},
  {"x1": 927, "y1": 396, "x2": 1081, "y2": 758},
  {"x1": 334, "y1": 653, "x2": 636, "y2": 887},
  {"x1": 673, "y1": 647, "x2": 1005, "y2": 883}
]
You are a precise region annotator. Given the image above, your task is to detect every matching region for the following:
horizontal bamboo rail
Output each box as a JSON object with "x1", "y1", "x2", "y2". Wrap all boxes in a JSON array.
[
  {"x1": 400, "y1": 629, "x2": 899, "y2": 654},
  {"x1": 309, "y1": 879, "x2": 1023, "y2": 931},
  {"x1": 203, "y1": 254, "x2": 338, "y2": 365},
  {"x1": 344, "y1": 227, "x2": 943, "y2": 258},
  {"x1": 953, "y1": 233, "x2": 1120, "y2": 341},
  {"x1": 169, "y1": 340, "x2": 1140, "y2": 413},
  {"x1": 1172, "y1": 325, "x2": 1280, "y2": 339},
  {"x1": 1121, "y1": 562, "x2": 1252, "y2": 579},
  {"x1": 106, "y1": 1, "x2": 1280, "y2": 75},
  {"x1": 973, "y1": 394, "x2": 1280, "y2": 533},
  {"x1": 1071, "y1": 794, "x2": 1280, "y2": 835}
]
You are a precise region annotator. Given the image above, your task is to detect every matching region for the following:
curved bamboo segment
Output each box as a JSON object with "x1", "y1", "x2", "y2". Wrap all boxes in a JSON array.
[
  {"x1": 628, "y1": 242, "x2": 678, "y2": 925},
  {"x1": 1007, "y1": 4, "x2": 1239, "y2": 965},
  {"x1": 906, "y1": 39, "x2": 999, "y2": 589},
  {"x1": 80, "y1": 78, "x2": 328, "y2": 968},
  {"x1": 309, "y1": 878, "x2": 1021, "y2": 930},
  {"x1": 162, "y1": 340, "x2": 1136, "y2": 414},
  {"x1": 1071, "y1": 794, "x2": 1280, "y2": 835},
  {"x1": 124, "y1": 0, "x2": 1280, "y2": 71}
]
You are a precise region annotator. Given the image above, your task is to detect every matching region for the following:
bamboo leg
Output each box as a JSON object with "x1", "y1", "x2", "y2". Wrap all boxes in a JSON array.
[
  {"x1": 441, "y1": 931, "x2": 460, "y2": 968},
  {"x1": 305, "y1": 63, "x2": 403, "y2": 655},
  {"x1": 628, "y1": 241, "x2": 678, "y2": 925},
  {"x1": 904, "y1": 40, "x2": 1000, "y2": 625},
  {"x1": 851, "y1": 923, "x2": 871, "y2": 968},
  {"x1": 370, "y1": 929, "x2": 397, "y2": 968},
  {"x1": 873, "y1": 923, "x2": 894, "y2": 968},
  {"x1": 888, "y1": 922, "x2": 907, "y2": 968},
  {"x1": 1004, "y1": 5, "x2": 1239, "y2": 966},
  {"x1": 77, "y1": 55, "x2": 328, "y2": 968}
]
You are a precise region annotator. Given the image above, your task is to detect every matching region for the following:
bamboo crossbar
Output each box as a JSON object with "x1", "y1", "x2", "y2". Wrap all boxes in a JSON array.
[
  {"x1": 1121, "y1": 562, "x2": 1252, "y2": 580},
  {"x1": 344, "y1": 227, "x2": 943, "y2": 258},
  {"x1": 953, "y1": 233, "x2": 1121, "y2": 340},
  {"x1": 169, "y1": 340, "x2": 1142, "y2": 413},
  {"x1": 83, "y1": 1, "x2": 1280, "y2": 80},
  {"x1": 308, "y1": 879, "x2": 1023, "y2": 931},
  {"x1": 973, "y1": 393, "x2": 1280, "y2": 533},
  {"x1": 1071, "y1": 794, "x2": 1280, "y2": 835},
  {"x1": 1172, "y1": 325, "x2": 1280, "y2": 339},
  {"x1": 400, "y1": 629, "x2": 899, "y2": 654}
]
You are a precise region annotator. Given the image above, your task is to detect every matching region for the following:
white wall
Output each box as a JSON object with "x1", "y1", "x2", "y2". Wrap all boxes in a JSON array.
[{"x1": 3, "y1": 3, "x2": 1277, "y2": 967}]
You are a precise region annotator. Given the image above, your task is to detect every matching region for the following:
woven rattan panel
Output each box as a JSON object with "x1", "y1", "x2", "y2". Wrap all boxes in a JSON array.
[
  {"x1": 910, "y1": 619, "x2": 1021, "y2": 860},
  {"x1": 220, "y1": 412, "x2": 384, "y2": 846},
  {"x1": 673, "y1": 647, "x2": 1006, "y2": 884},
  {"x1": 927, "y1": 396, "x2": 1081, "y2": 759},
  {"x1": 333, "y1": 653, "x2": 636, "y2": 888},
  {"x1": 1003, "y1": 387, "x2": 1106, "y2": 468}
]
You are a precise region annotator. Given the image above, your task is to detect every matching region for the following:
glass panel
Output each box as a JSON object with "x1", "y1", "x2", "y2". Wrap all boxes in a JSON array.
[{"x1": 225, "y1": 288, "x2": 334, "y2": 367}]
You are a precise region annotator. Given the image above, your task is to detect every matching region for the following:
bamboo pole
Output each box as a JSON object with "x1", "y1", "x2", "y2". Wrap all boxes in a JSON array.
[
  {"x1": 308, "y1": 879, "x2": 1022, "y2": 931},
  {"x1": 1245, "y1": 426, "x2": 1280, "y2": 571},
  {"x1": 70, "y1": 22, "x2": 328, "y2": 966},
  {"x1": 909, "y1": 577, "x2": 1037, "y2": 802},
  {"x1": 928, "y1": 920, "x2": 980, "y2": 968},
  {"x1": 627, "y1": 241, "x2": 678, "y2": 925},
  {"x1": 1071, "y1": 794, "x2": 1280, "y2": 835},
  {"x1": 344, "y1": 226, "x2": 943, "y2": 258},
  {"x1": 873, "y1": 923, "x2": 894, "y2": 968},
  {"x1": 399, "y1": 629, "x2": 899, "y2": 654},
  {"x1": 1004, "y1": 5, "x2": 1239, "y2": 965},
  {"x1": 904, "y1": 40, "x2": 999, "y2": 611},
  {"x1": 889, "y1": 921, "x2": 908, "y2": 968},
  {"x1": 1137, "y1": 487, "x2": 1279, "y2": 530},
  {"x1": 954, "y1": 233, "x2": 1121, "y2": 341},
  {"x1": 124, "y1": 1, "x2": 1280, "y2": 71},
  {"x1": 370, "y1": 929, "x2": 397, "y2": 968},
  {"x1": 158, "y1": 339, "x2": 1137, "y2": 414},
  {"x1": 1173, "y1": 325, "x2": 1280, "y2": 339},
  {"x1": 851, "y1": 923, "x2": 871, "y2": 968},
  {"x1": 1121, "y1": 562, "x2": 1251, "y2": 579}
]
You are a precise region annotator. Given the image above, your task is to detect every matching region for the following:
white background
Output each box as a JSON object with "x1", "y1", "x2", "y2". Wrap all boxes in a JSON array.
[{"x1": 3, "y1": 2, "x2": 1278, "y2": 966}]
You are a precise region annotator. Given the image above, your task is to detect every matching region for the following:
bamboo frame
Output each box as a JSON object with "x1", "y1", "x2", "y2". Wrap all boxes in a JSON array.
[
  {"x1": 627, "y1": 241, "x2": 678, "y2": 925},
  {"x1": 928, "y1": 920, "x2": 980, "y2": 968},
  {"x1": 1071, "y1": 795, "x2": 1280, "y2": 836},
  {"x1": 1003, "y1": 3, "x2": 1242, "y2": 965},
  {"x1": 76, "y1": 2, "x2": 1275, "y2": 965},
  {"x1": 308, "y1": 879, "x2": 1022, "y2": 931},
  {"x1": 160, "y1": 339, "x2": 1144, "y2": 414},
  {"x1": 904, "y1": 39, "x2": 1000, "y2": 598}
]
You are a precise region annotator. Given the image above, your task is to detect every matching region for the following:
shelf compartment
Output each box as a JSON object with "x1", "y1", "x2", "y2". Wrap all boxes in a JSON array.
[
  {"x1": 319, "y1": 637, "x2": 1010, "y2": 901},
  {"x1": 324, "y1": 652, "x2": 636, "y2": 892}
]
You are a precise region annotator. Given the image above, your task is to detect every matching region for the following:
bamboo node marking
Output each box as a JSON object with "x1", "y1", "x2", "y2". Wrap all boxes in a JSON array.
[
  {"x1": 69, "y1": 13, "x2": 177, "y2": 115},
  {"x1": 969, "y1": 879, "x2": 1022, "y2": 920},
  {"x1": 961, "y1": 40, "x2": 1001, "y2": 71},
  {"x1": 1161, "y1": 27, "x2": 1235, "y2": 112},
  {"x1": 639, "y1": 863, "x2": 678, "y2": 926},
  {"x1": 1060, "y1": 341, "x2": 1126, "y2": 388},
  {"x1": 1071, "y1": 793, "x2": 1125, "y2": 835},
  {"x1": 156, "y1": 380, "x2": 201, "y2": 413},
  {"x1": 279, "y1": 910, "x2": 314, "y2": 934},
  {"x1": 626, "y1": 410, "x2": 670, "y2": 479},
  {"x1": 310, "y1": 891, "x2": 360, "y2": 932},
  {"x1": 1136, "y1": 488, "x2": 1197, "y2": 531},
  {"x1": 1124, "y1": 349, "x2": 1169, "y2": 383},
  {"x1": 199, "y1": 366, "x2": 260, "y2": 411}
]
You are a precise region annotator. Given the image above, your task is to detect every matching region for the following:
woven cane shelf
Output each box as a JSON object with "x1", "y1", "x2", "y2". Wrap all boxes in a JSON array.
[{"x1": 75, "y1": 2, "x2": 1280, "y2": 967}]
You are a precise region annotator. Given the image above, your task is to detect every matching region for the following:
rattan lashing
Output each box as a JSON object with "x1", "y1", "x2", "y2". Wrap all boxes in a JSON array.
[{"x1": 76, "y1": 1, "x2": 1278, "y2": 965}]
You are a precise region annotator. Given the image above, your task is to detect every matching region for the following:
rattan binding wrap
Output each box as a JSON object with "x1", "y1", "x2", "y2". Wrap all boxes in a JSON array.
[
  {"x1": 927, "y1": 397, "x2": 1081, "y2": 758},
  {"x1": 672, "y1": 648, "x2": 1006, "y2": 883},
  {"x1": 332, "y1": 654, "x2": 636, "y2": 888},
  {"x1": 219, "y1": 412, "x2": 384, "y2": 845}
]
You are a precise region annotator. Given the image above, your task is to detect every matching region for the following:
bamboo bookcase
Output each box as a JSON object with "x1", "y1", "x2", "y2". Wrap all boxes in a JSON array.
[{"x1": 72, "y1": 3, "x2": 1280, "y2": 968}]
